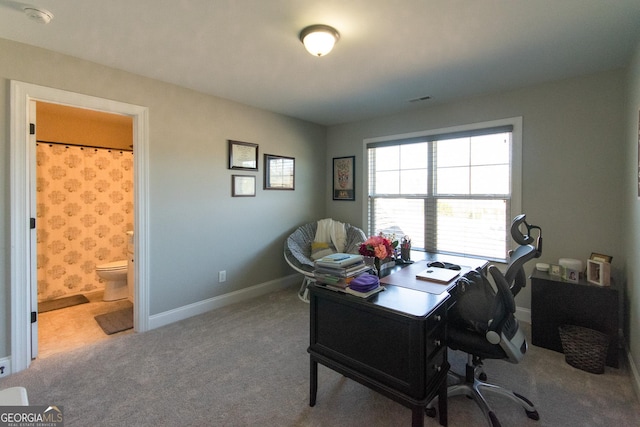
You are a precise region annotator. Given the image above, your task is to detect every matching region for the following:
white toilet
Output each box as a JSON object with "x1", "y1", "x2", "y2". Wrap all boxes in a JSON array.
[{"x1": 96, "y1": 260, "x2": 128, "y2": 301}]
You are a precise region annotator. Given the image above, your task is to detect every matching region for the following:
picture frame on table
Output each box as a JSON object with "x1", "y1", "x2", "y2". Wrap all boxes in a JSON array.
[
  {"x1": 549, "y1": 264, "x2": 561, "y2": 277},
  {"x1": 333, "y1": 156, "x2": 355, "y2": 201},
  {"x1": 228, "y1": 140, "x2": 258, "y2": 171},
  {"x1": 589, "y1": 252, "x2": 612, "y2": 264},
  {"x1": 231, "y1": 175, "x2": 256, "y2": 197},
  {"x1": 264, "y1": 154, "x2": 295, "y2": 190},
  {"x1": 562, "y1": 266, "x2": 580, "y2": 283}
]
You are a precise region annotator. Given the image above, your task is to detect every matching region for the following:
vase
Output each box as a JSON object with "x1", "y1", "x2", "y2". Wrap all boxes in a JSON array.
[{"x1": 374, "y1": 257, "x2": 381, "y2": 276}]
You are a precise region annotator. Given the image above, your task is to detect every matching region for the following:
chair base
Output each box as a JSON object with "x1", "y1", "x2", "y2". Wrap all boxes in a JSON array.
[
  {"x1": 427, "y1": 355, "x2": 539, "y2": 427},
  {"x1": 298, "y1": 275, "x2": 315, "y2": 303}
]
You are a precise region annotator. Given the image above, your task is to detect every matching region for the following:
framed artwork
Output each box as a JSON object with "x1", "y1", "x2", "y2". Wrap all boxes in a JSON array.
[
  {"x1": 333, "y1": 156, "x2": 355, "y2": 201},
  {"x1": 231, "y1": 174, "x2": 256, "y2": 197},
  {"x1": 549, "y1": 264, "x2": 561, "y2": 277},
  {"x1": 264, "y1": 154, "x2": 295, "y2": 190},
  {"x1": 229, "y1": 140, "x2": 258, "y2": 170},
  {"x1": 589, "y1": 252, "x2": 612, "y2": 264}
]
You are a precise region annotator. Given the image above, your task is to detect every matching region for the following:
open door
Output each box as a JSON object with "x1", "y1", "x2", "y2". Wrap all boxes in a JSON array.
[
  {"x1": 10, "y1": 80, "x2": 150, "y2": 374},
  {"x1": 28, "y1": 100, "x2": 38, "y2": 359}
]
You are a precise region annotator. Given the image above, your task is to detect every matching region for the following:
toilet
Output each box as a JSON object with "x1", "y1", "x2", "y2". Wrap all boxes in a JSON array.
[{"x1": 96, "y1": 260, "x2": 128, "y2": 301}]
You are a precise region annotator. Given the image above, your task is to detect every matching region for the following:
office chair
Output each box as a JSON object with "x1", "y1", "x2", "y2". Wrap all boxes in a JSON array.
[{"x1": 427, "y1": 214, "x2": 542, "y2": 427}]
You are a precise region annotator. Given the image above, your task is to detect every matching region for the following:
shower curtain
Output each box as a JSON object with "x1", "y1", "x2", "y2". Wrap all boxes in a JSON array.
[{"x1": 36, "y1": 143, "x2": 134, "y2": 302}]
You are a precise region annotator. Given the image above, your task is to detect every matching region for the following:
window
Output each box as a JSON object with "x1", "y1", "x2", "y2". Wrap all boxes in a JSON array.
[{"x1": 365, "y1": 118, "x2": 521, "y2": 262}]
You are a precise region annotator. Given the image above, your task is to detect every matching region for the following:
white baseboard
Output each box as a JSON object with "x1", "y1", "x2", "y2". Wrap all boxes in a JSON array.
[
  {"x1": 627, "y1": 345, "x2": 640, "y2": 403},
  {"x1": 148, "y1": 274, "x2": 301, "y2": 330},
  {"x1": 515, "y1": 306, "x2": 531, "y2": 324},
  {"x1": 0, "y1": 356, "x2": 11, "y2": 378}
]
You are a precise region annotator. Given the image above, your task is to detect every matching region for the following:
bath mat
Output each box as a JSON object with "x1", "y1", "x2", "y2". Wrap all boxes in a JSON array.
[
  {"x1": 38, "y1": 295, "x2": 89, "y2": 313},
  {"x1": 95, "y1": 307, "x2": 133, "y2": 335}
]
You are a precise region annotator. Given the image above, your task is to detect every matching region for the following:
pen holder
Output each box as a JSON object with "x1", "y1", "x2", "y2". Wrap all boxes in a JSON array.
[{"x1": 401, "y1": 243, "x2": 411, "y2": 261}]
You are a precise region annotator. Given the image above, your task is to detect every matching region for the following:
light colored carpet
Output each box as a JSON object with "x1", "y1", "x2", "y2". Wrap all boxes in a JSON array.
[{"x1": 1, "y1": 286, "x2": 638, "y2": 426}]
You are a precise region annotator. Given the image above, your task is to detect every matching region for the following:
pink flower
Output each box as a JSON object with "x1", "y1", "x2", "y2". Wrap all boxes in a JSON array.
[{"x1": 359, "y1": 233, "x2": 397, "y2": 260}]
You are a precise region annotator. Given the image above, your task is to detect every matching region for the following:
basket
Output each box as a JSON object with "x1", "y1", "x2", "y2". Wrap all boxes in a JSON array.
[{"x1": 558, "y1": 324, "x2": 609, "y2": 374}]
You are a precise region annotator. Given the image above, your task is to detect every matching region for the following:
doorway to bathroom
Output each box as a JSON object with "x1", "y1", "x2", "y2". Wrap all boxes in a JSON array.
[
  {"x1": 35, "y1": 101, "x2": 135, "y2": 358},
  {"x1": 10, "y1": 80, "x2": 150, "y2": 373}
]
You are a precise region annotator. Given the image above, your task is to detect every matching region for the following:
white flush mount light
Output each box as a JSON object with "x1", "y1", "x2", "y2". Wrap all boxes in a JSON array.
[
  {"x1": 24, "y1": 7, "x2": 54, "y2": 24},
  {"x1": 299, "y1": 24, "x2": 340, "y2": 57}
]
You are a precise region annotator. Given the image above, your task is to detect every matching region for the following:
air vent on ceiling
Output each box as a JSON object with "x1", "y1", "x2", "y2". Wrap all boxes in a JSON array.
[{"x1": 409, "y1": 96, "x2": 432, "y2": 103}]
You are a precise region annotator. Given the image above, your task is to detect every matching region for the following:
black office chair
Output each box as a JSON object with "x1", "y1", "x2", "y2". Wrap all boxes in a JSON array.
[{"x1": 427, "y1": 214, "x2": 542, "y2": 427}]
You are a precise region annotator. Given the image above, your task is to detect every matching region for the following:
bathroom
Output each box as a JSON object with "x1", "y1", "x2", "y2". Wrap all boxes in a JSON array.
[{"x1": 35, "y1": 101, "x2": 135, "y2": 358}]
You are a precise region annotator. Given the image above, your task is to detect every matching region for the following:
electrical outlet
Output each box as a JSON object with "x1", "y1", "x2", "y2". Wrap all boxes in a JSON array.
[
  {"x1": 218, "y1": 270, "x2": 227, "y2": 283},
  {"x1": 0, "y1": 357, "x2": 11, "y2": 378}
]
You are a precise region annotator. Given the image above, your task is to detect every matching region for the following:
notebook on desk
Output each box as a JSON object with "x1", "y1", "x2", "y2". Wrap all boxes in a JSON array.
[{"x1": 415, "y1": 266, "x2": 460, "y2": 283}]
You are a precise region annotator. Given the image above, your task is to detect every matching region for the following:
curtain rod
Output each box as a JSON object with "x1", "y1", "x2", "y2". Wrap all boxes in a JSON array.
[{"x1": 36, "y1": 140, "x2": 133, "y2": 152}]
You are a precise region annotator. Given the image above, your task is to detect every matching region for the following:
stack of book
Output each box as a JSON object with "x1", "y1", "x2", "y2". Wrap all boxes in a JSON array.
[{"x1": 313, "y1": 253, "x2": 381, "y2": 297}]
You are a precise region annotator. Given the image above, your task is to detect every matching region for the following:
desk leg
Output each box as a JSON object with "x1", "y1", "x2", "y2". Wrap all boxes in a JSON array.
[
  {"x1": 438, "y1": 375, "x2": 448, "y2": 427},
  {"x1": 310, "y1": 358, "x2": 317, "y2": 407},
  {"x1": 411, "y1": 406, "x2": 424, "y2": 427}
]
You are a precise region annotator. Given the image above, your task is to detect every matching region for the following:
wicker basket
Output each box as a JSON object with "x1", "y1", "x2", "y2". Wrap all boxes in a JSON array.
[{"x1": 558, "y1": 325, "x2": 609, "y2": 374}]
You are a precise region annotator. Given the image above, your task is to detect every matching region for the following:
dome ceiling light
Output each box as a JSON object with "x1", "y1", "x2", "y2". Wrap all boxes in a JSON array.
[
  {"x1": 24, "y1": 7, "x2": 54, "y2": 24},
  {"x1": 299, "y1": 24, "x2": 340, "y2": 57}
]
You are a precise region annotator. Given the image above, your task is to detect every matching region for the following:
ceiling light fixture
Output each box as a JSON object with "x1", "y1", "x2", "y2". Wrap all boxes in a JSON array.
[
  {"x1": 299, "y1": 24, "x2": 340, "y2": 57},
  {"x1": 24, "y1": 7, "x2": 53, "y2": 24}
]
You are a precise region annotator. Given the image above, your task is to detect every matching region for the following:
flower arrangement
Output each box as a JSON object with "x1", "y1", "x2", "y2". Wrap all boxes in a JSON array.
[{"x1": 359, "y1": 233, "x2": 398, "y2": 260}]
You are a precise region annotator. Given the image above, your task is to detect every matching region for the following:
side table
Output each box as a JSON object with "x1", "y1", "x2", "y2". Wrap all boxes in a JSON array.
[{"x1": 530, "y1": 269, "x2": 619, "y2": 368}]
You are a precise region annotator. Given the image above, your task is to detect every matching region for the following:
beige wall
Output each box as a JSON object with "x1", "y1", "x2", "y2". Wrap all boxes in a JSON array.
[
  {"x1": 0, "y1": 38, "x2": 326, "y2": 358},
  {"x1": 326, "y1": 69, "x2": 626, "y2": 314},
  {"x1": 624, "y1": 40, "x2": 640, "y2": 396}
]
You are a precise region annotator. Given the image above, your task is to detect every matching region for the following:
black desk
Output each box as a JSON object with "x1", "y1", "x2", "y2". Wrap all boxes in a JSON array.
[{"x1": 308, "y1": 255, "x2": 488, "y2": 427}]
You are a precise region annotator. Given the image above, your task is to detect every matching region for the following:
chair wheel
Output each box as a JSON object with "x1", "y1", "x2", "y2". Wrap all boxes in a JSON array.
[
  {"x1": 526, "y1": 409, "x2": 540, "y2": 420},
  {"x1": 425, "y1": 407, "x2": 436, "y2": 418},
  {"x1": 479, "y1": 372, "x2": 487, "y2": 381}
]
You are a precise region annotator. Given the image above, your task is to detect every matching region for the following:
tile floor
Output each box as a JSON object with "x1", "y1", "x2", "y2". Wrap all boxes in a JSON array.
[{"x1": 37, "y1": 291, "x2": 133, "y2": 359}]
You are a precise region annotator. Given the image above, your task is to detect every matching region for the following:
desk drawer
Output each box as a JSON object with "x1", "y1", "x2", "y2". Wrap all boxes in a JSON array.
[
  {"x1": 426, "y1": 304, "x2": 446, "y2": 333},
  {"x1": 427, "y1": 323, "x2": 445, "y2": 358},
  {"x1": 427, "y1": 347, "x2": 447, "y2": 382}
]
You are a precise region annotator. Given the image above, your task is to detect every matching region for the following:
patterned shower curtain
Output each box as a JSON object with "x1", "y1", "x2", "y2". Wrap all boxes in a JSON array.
[{"x1": 36, "y1": 143, "x2": 134, "y2": 302}]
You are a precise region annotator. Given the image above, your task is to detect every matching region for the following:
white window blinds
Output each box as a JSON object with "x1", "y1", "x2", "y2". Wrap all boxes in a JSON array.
[{"x1": 366, "y1": 124, "x2": 514, "y2": 262}]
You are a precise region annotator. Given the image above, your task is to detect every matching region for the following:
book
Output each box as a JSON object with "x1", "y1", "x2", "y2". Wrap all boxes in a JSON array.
[
  {"x1": 315, "y1": 253, "x2": 364, "y2": 268},
  {"x1": 415, "y1": 266, "x2": 460, "y2": 283},
  {"x1": 345, "y1": 284, "x2": 384, "y2": 298},
  {"x1": 313, "y1": 261, "x2": 369, "y2": 277}
]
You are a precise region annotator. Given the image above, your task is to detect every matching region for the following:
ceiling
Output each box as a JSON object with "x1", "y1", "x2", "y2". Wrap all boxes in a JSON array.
[{"x1": 1, "y1": 1, "x2": 639, "y2": 126}]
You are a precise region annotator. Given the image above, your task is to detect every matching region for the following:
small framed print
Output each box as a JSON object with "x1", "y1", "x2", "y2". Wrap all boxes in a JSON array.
[
  {"x1": 229, "y1": 140, "x2": 258, "y2": 170},
  {"x1": 264, "y1": 154, "x2": 295, "y2": 190},
  {"x1": 231, "y1": 175, "x2": 256, "y2": 197},
  {"x1": 562, "y1": 266, "x2": 579, "y2": 283},
  {"x1": 549, "y1": 264, "x2": 561, "y2": 277},
  {"x1": 333, "y1": 156, "x2": 355, "y2": 201},
  {"x1": 589, "y1": 252, "x2": 612, "y2": 264}
]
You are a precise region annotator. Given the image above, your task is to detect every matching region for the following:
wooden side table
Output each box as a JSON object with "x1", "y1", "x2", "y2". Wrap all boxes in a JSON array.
[{"x1": 530, "y1": 269, "x2": 619, "y2": 368}]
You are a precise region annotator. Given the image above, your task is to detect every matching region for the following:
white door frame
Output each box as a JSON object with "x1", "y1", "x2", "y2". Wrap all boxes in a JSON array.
[{"x1": 10, "y1": 80, "x2": 150, "y2": 373}]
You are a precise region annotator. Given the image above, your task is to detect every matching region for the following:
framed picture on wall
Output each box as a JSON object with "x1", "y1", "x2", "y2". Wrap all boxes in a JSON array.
[
  {"x1": 229, "y1": 140, "x2": 258, "y2": 171},
  {"x1": 333, "y1": 156, "x2": 355, "y2": 201},
  {"x1": 231, "y1": 175, "x2": 256, "y2": 197},
  {"x1": 264, "y1": 154, "x2": 295, "y2": 190}
]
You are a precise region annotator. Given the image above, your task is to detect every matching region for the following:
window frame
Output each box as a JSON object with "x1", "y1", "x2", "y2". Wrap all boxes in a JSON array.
[{"x1": 362, "y1": 117, "x2": 522, "y2": 262}]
